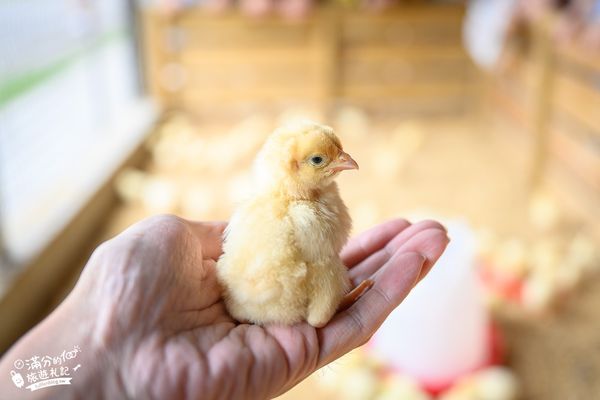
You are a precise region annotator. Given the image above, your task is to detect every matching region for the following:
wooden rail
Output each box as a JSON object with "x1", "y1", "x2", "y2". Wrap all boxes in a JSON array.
[{"x1": 140, "y1": 4, "x2": 472, "y2": 116}]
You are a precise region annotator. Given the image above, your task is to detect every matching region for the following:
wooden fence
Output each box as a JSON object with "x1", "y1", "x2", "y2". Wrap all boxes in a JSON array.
[
  {"x1": 486, "y1": 15, "x2": 600, "y2": 239},
  {"x1": 141, "y1": 3, "x2": 472, "y2": 117}
]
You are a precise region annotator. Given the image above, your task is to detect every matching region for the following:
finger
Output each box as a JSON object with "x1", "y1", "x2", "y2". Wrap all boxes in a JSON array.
[
  {"x1": 350, "y1": 227, "x2": 448, "y2": 285},
  {"x1": 318, "y1": 229, "x2": 448, "y2": 366},
  {"x1": 388, "y1": 227, "x2": 449, "y2": 283},
  {"x1": 349, "y1": 220, "x2": 446, "y2": 284},
  {"x1": 341, "y1": 219, "x2": 411, "y2": 268},
  {"x1": 383, "y1": 220, "x2": 446, "y2": 253},
  {"x1": 185, "y1": 220, "x2": 228, "y2": 259},
  {"x1": 317, "y1": 252, "x2": 425, "y2": 367}
]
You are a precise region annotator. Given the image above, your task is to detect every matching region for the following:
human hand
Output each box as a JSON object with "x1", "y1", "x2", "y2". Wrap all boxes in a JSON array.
[{"x1": 1, "y1": 215, "x2": 448, "y2": 399}]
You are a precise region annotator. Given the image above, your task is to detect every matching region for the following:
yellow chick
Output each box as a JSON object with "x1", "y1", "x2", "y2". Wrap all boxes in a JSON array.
[{"x1": 217, "y1": 121, "x2": 361, "y2": 327}]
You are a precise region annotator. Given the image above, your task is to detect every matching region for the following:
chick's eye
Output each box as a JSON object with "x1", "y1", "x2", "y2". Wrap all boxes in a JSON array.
[{"x1": 309, "y1": 156, "x2": 324, "y2": 166}]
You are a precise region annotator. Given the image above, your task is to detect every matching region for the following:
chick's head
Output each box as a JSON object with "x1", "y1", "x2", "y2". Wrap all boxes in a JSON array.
[{"x1": 254, "y1": 121, "x2": 358, "y2": 196}]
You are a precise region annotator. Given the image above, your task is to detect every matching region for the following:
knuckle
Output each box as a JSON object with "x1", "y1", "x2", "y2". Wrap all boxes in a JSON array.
[
  {"x1": 372, "y1": 286, "x2": 393, "y2": 308},
  {"x1": 146, "y1": 214, "x2": 184, "y2": 228},
  {"x1": 348, "y1": 309, "x2": 367, "y2": 339},
  {"x1": 89, "y1": 239, "x2": 115, "y2": 263},
  {"x1": 155, "y1": 213, "x2": 181, "y2": 222},
  {"x1": 143, "y1": 214, "x2": 190, "y2": 242}
]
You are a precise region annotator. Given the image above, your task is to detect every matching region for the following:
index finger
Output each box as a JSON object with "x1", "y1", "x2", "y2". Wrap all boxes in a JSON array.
[
  {"x1": 319, "y1": 228, "x2": 449, "y2": 367},
  {"x1": 317, "y1": 251, "x2": 425, "y2": 366},
  {"x1": 341, "y1": 219, "x2": 411, "y2": 268}
]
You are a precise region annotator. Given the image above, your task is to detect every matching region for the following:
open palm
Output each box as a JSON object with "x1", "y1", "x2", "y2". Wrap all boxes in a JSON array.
[{"x1": 75, "y1": 215, "x2": 448, "y2": 399}]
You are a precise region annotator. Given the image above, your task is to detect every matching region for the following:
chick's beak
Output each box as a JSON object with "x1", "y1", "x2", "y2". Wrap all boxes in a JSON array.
[{"x1": 330, "y1": 151, "x2": 359, "y2": 173}]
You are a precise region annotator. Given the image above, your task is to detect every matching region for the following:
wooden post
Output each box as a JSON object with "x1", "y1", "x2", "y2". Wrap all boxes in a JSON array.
[
  {"x1": 528, "y1": 14, "x2": 555, "y2": 190},
  {"x1": 141, "y1": 10, "x2": 168, "y2": 106},
  {"x1": 313, "y1": 7, "x2": 340, "y2": 112}
]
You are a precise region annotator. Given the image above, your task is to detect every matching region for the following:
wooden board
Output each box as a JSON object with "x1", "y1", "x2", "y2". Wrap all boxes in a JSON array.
[{"x1": 140, "y1": 4, "x2": 472, "y2": 114}]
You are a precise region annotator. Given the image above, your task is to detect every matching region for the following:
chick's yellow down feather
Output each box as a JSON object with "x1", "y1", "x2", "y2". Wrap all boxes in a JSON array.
[{"x1": 217, "y1": 121, "x2": 361, "y2": 327}]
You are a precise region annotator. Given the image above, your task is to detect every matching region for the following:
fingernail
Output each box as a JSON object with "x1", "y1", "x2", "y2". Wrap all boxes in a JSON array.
[
  {"x1": 390, "y1": 250, "x2": 425, "y2": 265},
  {"x1": 412, "y1": 253, "x2": 427, "y2": 287},
  {"x1": 402, "y1": 252, "x2": 426, "y2": 266},
  {"x1": 410, "y1": 252, "x2": 427, "y2": 270}
]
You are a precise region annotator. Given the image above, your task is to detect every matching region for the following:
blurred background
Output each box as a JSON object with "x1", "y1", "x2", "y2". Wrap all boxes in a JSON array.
[{"x1": 1, "y1": 0, "x2": 599, "y2": 398}]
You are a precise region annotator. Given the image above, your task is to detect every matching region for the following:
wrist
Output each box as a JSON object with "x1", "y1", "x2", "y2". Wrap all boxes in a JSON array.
[
  {"x1": 0, "y1": 289, "x2": 124, "y2": 399},
  {"x1": 62, "y1": 275, "x2": 130, "y2": 399}
]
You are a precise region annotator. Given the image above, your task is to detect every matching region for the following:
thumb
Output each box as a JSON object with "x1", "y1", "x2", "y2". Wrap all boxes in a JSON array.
[{"x1": 316, "y1": 251, "x2": 426, "y2": 367}]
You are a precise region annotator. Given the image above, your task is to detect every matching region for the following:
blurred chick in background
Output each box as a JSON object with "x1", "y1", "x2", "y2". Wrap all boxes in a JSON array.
[{"x1": 217, "y1": 121, "x2": 365, "y2": 327}]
